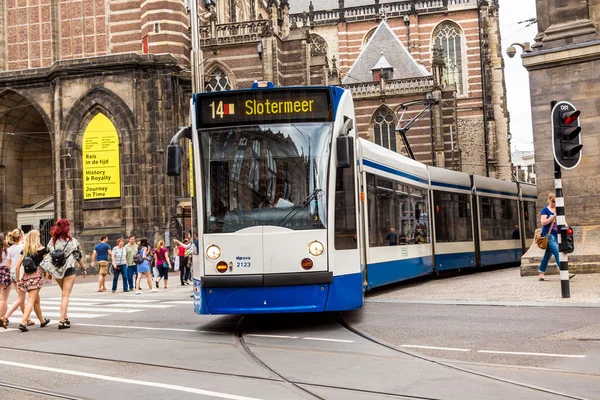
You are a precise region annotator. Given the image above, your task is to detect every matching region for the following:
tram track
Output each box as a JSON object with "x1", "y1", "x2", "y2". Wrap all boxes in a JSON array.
[
  {"x1": 0, "y1": 380, "x2": 89, "y2": 399},
  {"x1": 0, "y1": 329, "x2": 441, "y2": 400},
  {"x1": 2, "y1": 315, "x2": 596, "y2": 400},
  {"x1": 338, "y1": 315, "x2": 594, "y2": 400}
]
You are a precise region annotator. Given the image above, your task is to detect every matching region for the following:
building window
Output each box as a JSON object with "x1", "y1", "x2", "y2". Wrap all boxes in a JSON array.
[
  {"x1": 372, "y1": 107, "x2": 397, "y2": 152},
  {"x1": 433, "y1": 22, "x2": 464, "y2": 94},
  {"x1": 206, "y1": 69, "x2": 232, "y2": 92},
  {"x1": 310, "y1": 34, "x2": 328, "y2": 57}
]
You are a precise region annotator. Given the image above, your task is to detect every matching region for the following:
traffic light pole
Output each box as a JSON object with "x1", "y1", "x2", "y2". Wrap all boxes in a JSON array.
[{"x1": 554, "y1": 160, "x2": 570, "y2": 298}]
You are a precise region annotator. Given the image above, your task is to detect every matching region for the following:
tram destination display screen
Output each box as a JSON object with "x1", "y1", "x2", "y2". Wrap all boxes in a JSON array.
[{"x1": 196, "y1": 88, "x2": 333, "y2": 128}]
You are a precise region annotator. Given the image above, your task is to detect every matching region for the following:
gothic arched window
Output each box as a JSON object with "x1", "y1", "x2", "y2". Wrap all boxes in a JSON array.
[
  {"x1": 372, "y1": 107, "x2": 397, "y2": 152},
  {"x1": 205, "y1": 69, "x2": 232, "y2": 92},
  {"x1": 433, "y1": 22, "x2": 464, "y2": 94},
  {"x1": 310, "y1": 34, "x2": 328, "y2": 57},
  {"x1": 363, "y1": 27, "x2": 376, "y2": 47}
]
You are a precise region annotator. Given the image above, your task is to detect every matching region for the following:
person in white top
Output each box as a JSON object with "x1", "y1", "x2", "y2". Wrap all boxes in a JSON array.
[
  {"x1": 0, "y1": 233, "x2": 11, "y2": 320},
  {"x1": 111, "y1": 238, "x2": 129, "y2": 293},
  {"x1": 1, "y1": 229, "x2": 28, "y2": 328}
]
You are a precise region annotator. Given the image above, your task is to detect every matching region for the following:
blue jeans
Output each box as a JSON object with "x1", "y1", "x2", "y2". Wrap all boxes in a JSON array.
[
  {"x1": 112, "y1": 265, "x2": 128, "y2": 291},
  {"x1": 126, "y1": 264, "x2": 137, "y2": 289},
  {"x1": 539, "y1": 235, "x2": 560, "y2": 273}
]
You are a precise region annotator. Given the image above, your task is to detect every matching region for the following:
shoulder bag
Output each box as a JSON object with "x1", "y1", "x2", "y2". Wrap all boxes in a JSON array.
[{"x1": 535, "y1": 220, "x2": 555, "y2": 250}]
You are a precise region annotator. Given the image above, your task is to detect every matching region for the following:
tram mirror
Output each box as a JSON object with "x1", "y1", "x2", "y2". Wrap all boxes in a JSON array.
[
  {"x1": 336, "y1": 136, "x2": 353, "y2": 168},
  {"x1": 166, "y1": 144, "x2": 183, "y2": 176}
]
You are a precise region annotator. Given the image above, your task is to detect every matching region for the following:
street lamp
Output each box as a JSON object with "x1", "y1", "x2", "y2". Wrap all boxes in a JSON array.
[{"x1": 506, "y1": 42, "x2": 532, "y2": 58}]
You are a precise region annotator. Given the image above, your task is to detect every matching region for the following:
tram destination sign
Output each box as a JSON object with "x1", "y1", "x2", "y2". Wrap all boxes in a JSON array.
[{"x1": 196, "y1": 88, "x2": 333, "y2": 128}]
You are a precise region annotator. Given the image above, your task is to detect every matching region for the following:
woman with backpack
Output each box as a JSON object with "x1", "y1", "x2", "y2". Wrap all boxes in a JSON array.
[
  {"x1": 42, "y1": 219, "x2": 85, "y2": 329},
  {"x1": 5, "y1": 230, "x2": 50, "y2": 332},
  {"x1": 154, "y1": 240, "x2": 171, "y2": 289},
  {"x1": 135, "y1": 237, "x2": 157, "y2": 295}
]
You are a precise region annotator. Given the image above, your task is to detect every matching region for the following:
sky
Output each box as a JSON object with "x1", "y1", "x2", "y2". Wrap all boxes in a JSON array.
[{"x1": 498, "y1": 0, "x2": 538, "y2": 153}]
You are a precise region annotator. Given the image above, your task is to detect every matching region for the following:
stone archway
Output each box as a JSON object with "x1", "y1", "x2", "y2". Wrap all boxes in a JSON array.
[{"x1": 0, "y1": 90, "x2": 53, "y2": 232}]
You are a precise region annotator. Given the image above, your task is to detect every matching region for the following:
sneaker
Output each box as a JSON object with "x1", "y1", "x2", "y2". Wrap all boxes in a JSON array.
[
  {"x1": 135, "y1": 291, "x2": 141, "y2": 295},
  {"x1": 155, "y1": 281, "x2": 159, "y2": 289},
  {"x1": 112, "y1": 290, "x2": 116, "y2": 293},
  {"x1": 150, "y1": 288, "x2": 158, "y2": 293}
]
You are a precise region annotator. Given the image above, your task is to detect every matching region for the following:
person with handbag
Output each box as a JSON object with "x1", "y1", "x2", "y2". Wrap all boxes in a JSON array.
[
  {"x1": 134, "y1": 238, "x2": 157, "y2": 295},
  {"x1": 42, "y1": 219, "x2": 86, "y2": 330},
  {"x1": 4, "y1": 230, "x2": 50, "y2": 332},
  {"x1": 537, "y1": 193, "x2": 560, "y2": 281},
  {"x1": 111, "y1": 238, "x2": 129, "y2": 293},
  {"x1": 153, "y1": 240, "x2": 171, "y2": 289}
]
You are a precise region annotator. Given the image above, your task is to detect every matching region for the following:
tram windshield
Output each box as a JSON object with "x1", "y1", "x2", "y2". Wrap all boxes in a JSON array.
[{"x1": 200, "y1": 123, "x2": 332, "y2": 233}]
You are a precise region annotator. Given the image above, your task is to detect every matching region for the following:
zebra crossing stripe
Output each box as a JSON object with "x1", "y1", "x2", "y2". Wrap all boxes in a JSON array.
[
  {"x1": 11, "y1": 311, "x2": 106, "y2": 319},
  {"x1": 38, "y1": 306, "x2": 141, "y2": 313},
  {"x1": 47, "y1": 297, "x2": 158, "y2": 304}
]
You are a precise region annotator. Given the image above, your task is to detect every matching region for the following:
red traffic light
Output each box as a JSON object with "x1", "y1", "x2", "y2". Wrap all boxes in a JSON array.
[
  {"x1": 567, "y1": 227, "x2": 573, "y2": 235},
  {"x1": 562, "y1": 110, "x2": 580, "y2": 125}
]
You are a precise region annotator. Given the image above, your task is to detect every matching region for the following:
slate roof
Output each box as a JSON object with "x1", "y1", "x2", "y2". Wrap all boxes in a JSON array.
[
  {"x1": 341, "y1": 20, "x2": 429, "y2": 84},
  {"x1": 289, "y1": 0, "x2": 398, "y2": 14}
]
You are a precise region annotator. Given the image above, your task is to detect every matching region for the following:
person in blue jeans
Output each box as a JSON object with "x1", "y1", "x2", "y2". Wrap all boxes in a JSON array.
[
  {"x1": 538, "y1": 193, "x2": 559, "y2": 281},
  {"x1": 111, "y1": 238, "x2": 128, "y2": 292},
  {"x1": 124, "y1": 235, "x2": 138, "y2": 292}
]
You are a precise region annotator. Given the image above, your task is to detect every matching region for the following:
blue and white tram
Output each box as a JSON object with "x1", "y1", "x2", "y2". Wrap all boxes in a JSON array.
[{"x1": 167, "y1": 84, "x2": 536, "y2": 315}]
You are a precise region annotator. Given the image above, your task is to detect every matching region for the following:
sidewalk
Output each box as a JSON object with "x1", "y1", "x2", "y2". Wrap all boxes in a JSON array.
[{"x1": 368, "y1": 267, "x2": 600, "y2": 304}]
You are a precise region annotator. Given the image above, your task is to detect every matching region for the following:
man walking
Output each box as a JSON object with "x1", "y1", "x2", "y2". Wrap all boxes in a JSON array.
[
  {"x1": 91, "y1": 235, "x2": 112, "y2": 292},
  {"x1": 124, "y1": 235, "x2": 138, "y2": 292}
]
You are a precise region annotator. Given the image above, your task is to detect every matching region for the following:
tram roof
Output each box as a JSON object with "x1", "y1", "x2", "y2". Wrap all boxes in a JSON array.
[
  {"x1": 357, "y1": 138, "x2": 429, "y2": 186},
  {"x1": 519, "y1": 182, "x2": 537, "y2": 200},
  {"x1": 427, "y1": 166, "x2": 471, "y2": 193},
  {"x1": 472, "y1": 175, "x2": 519, "y2": 198}
]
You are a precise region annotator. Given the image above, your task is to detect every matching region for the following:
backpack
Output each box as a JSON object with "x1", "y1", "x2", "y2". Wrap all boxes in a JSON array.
[
  {"x1": 51, "y1": 239, "x2": 71, "y2": 268},
  {"x1": 133, "y1": 247, "x2": 144, "y2": 264},
  {"x1": 22, "y1": 257, "x2": 37, "y2": 274}
]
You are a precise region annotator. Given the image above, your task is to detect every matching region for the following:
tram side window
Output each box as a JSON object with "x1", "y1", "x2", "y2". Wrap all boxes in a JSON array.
[
  {"x1": 366, "y1": 173, "x2": 429, "y2": 246},
  {"x1": 479, "y1": 196, "x2": 519, "y2": 240},
  {"x1": 523, "y1": 201, "x2": 536, "y2": 239},
  {"x1": 433, "y1": 191, "x2": 472, "y2": 243},
  {"x1": 334, "y1": 158, "x2": 357, "y2": 250}
]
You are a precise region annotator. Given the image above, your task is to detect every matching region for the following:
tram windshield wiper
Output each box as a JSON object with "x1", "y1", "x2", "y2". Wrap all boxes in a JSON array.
[{"x1": 277, "y1": 188, "x2": 324, "y2": 227}]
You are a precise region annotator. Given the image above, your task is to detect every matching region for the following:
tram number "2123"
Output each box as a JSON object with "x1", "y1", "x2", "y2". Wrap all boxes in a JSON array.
[{"x1": 235, "y1": 257, "x2": 251, "y2": 268}]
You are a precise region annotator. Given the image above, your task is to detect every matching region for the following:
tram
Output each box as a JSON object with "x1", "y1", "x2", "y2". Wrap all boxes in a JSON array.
[{"x1": 167, "y1": 83, "x2": 536, "y2": 315}]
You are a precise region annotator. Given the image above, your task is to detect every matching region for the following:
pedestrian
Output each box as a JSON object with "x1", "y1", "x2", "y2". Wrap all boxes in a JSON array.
[
  {"x1": 385, "y1": 227, "x2": 397, "y2": 246},
  {"x1": 111, "y1": 238, "x2": 128, "y2": 293},
  {"x1": 0, "y1": 233, "x2": 11, "y2": 320},
  {"x1": 538, "y1": 193, "x2": 559, "y2": 281},
  {"x1": 42, "y1": 219, "x2": 86, "y2": 330},
  {"x1": 154, "y1": 240, "x2": 171, "y2": 289},
  {"x1": 91, "y1": 235, "x2": 112, "y2": 292},
  {"x1": 5, "y1": 229, "x2": 27, "y2": 320},
  {"x1": 174, "y1": 238, "x2": 191, "y2": 286},
  {"x1": 124, "y1": 235, "x2": 138, "y2": 292},
  {"x1": 4, "y1": 230, "x2": 50, "y2": 332},
  {"x1": 135, "y1": 238, "x2": 157, "y2": 295},
  {"x1": 2, "y1": 230, "x2": 27, "y2": 326}
]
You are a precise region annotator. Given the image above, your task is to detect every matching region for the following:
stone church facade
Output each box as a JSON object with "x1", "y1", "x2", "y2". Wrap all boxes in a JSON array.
[{"x1": 0, "y1": 0, "x2": 512, "y2": 252}]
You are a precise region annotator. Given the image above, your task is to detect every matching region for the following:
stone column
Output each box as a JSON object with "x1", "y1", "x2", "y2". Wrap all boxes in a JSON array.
[{"x1": 519, "y1": 1, "x2": 600, "y2": 275}]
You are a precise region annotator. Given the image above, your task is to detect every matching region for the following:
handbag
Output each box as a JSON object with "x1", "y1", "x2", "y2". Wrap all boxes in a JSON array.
[{"x1": 535, "y1": 220, "x2": 555, "y2": 250}]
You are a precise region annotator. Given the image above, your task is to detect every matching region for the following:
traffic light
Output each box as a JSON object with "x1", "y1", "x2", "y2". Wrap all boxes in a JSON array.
[
  {"x1": 552, "y1": 101, "x2": 583, "y2": 170},
  {"x1": 559, "y1": 226, "x2": 575, "y2": 253}
]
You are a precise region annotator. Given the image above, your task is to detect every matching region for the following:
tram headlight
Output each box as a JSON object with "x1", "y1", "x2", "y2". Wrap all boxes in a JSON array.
[
  {"x1": 308, "y1": 240, "x2": 324, "y2": 256},
  {"x1": 206, "y1": 245, "x2": 221, "y2": 260}
]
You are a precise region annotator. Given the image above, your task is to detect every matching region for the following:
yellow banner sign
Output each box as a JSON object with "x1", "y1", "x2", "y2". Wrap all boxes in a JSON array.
[{"x1": 82, "y1": 113, "x2": 121, "y2": 200}]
